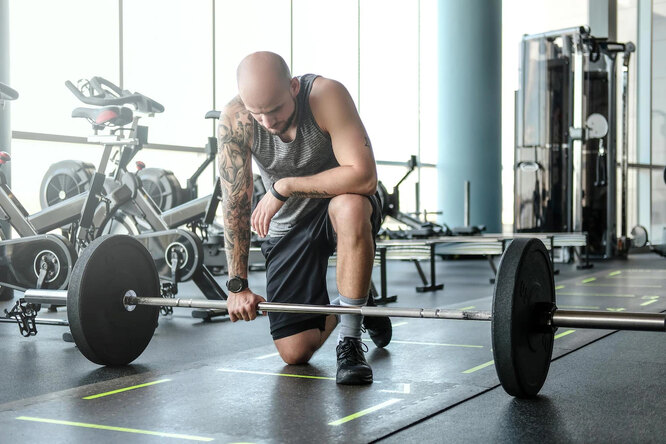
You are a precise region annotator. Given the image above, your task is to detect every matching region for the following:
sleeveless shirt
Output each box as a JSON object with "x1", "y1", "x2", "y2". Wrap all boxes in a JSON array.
[{"x1": 251, "y1": 74, "x2": 339, "y2": 237}]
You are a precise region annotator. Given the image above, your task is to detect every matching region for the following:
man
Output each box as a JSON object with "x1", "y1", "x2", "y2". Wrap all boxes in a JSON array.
[{"x1": 218, "y1": 51, "x2": 391, "y2": 385}]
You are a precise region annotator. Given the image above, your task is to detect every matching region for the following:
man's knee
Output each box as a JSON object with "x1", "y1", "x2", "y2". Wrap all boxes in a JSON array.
[
  {"x1": 328, "y1": 194, "x2": 372, "y2": 235},
  {"x1": 274, "y1": 330, "x2": 321, "y2": 365},
  {"x1": 277, "y1": 345, "x2": 315, "y2": 365}
]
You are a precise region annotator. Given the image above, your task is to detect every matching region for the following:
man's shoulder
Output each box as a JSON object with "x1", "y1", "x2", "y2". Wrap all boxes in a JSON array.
[
  {"x1": 221, "y1": 95, "x2": 252, "y2": 123},
  {"x1": 310, "y1": 76, "x2": 345, "y2": 96}
]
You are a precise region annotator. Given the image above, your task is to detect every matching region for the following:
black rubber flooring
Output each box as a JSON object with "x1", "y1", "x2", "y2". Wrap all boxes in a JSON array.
[{"x1": 0, "y1": 251, "x2": 664, "y2": 443}]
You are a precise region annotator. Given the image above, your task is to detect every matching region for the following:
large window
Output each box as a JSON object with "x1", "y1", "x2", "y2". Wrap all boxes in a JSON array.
[
  {"x1": 9, "y1": 0, "x2": 119, "y2": 136},
  {"x1": 501, "y1": 0, "x2": 589, "y2": 227},
  {"x1": 652, "y1": 0, "x2": 666, "y2": 242},
  {"x1": 8, "y1": 0, "x2": 439, "y2": 224},
  {"x1": 214, "y1": 0, "x2": 291, "y2": 109},
  {"x1": 123, "y1": 0, "x2": 213, "y2": 148}
]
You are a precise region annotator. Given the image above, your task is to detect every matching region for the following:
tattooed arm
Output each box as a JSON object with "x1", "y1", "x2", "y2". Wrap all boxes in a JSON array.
[
  {"x1": 273, "y1": 77, "x2": 378, "y2": 199},
  {"x1": 218, "y1": 97, "x2": 266, "y2": 321}
]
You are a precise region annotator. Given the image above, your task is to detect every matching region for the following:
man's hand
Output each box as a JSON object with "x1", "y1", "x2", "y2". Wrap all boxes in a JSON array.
[
  {"x1": 227, "y1": 289, "x2": 266, "y2": 322},
  {"x1": 251, "y1": 191, "x2": 286, "y2": 238}
]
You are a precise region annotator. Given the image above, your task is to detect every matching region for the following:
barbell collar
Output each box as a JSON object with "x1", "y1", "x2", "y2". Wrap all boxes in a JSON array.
[
  {"x1": 24, "y1": 289, "x2": 68, "y2": 306},
  {"x1": 551, "y1": 309, "x2": 666, "y2": 332}
]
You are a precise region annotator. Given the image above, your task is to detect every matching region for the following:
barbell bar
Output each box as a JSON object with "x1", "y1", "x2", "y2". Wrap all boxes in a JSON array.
[
  {"x1": 22, "y1": 234, "x2": 666, "y2": 398},
  {"x1": 120, "y1": 296, "x2": 666, "y2": 332}
]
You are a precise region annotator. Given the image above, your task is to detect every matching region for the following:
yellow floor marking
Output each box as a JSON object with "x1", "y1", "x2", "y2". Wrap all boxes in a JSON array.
[
  {"x1": 555, "y1": 329, "x2": 576, "y2": 339},
  {"x1": 16, "y1": 417, "x2": 213, "y2": 441},
  {"x1": 255, "y1": 352, "x2": 280, "y2": 360},
  {"x1": 582, "y1": 277, "x2": 597, "y2": 284},
  {"x1": 641, "y1": 299, "x2": 659, "y2": 307},
  {"x1": 555, "y1": 285, "x2": 566, "y2": 290},
  {"x1": 217, "y1": 368, "x2": 334, "y2": 380},
  {"x1": 556, "y1": 291, "x2": 635, "y2": 298},
  {"x1": 328, "y1": 399, "x2": 401, "y2": 426},
  {"x1": 609, "y1": 271, "x2": 622, "y2": 276},
  {"x1": 458, "y1": 306, "x2": 476, "y2": 311},
  {"x1": 83, "y1": 379, "x2": 171, "y2": 400},
  {"x1": 463, "y1": 330, "x2": 576, "y2": 374},
  {"x1": 462, "y1": 360, "x2": 495, "y2": 374}
]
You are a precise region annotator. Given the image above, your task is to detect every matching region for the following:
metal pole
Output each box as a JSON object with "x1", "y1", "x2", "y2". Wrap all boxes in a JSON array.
[
  {"x1": 124, "y1": 295, "x2": 666, "y2": 332},
  {"x1": 552, "y1": 310, "x2": 666, "y2": 331},
  {"x1": 464, "y1": 180, "x2": 470, "y2": 226},
  {"x1": 24, "y1": 289, "x2": 68, "y2": 306},
  {"x1": 125, "y1": 295, "x2": 493, "y2": 321},
  {"x1": 0, "y1": 317, "x2": 69, "y2": 326},
  {"x1": 26, "y1": 290, "x2": 666, "y2": 332}
]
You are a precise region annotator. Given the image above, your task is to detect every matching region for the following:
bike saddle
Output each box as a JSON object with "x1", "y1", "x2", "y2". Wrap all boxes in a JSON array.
[{"x1": 71, "y1": 106, "x2": 134, "y2": 127}]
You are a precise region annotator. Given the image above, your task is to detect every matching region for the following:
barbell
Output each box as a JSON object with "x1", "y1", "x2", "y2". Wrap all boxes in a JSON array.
[{"x1": 24, "y1": 235, "x2": 666, "y2": 398}]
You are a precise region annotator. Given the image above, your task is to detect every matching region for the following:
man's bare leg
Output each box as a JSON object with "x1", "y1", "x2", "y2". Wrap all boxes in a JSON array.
[
  {"x1": 328, "y1": 194, "x2": 375, "y2": 300},
  {"x1": 274, "y1": 315, "x2": 338, "y2": 364}
]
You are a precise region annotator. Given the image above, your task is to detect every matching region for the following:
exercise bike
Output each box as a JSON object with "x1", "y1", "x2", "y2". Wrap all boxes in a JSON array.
[{"x1": 58, "y1": 77, "x2": 229, "y2": 313}]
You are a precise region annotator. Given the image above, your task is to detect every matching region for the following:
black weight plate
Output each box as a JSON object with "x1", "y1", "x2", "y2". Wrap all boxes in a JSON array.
[
  {"x1": 492, "y1": 238, "x2": 555, "y2": 398},
  {"x1": 67, "y1": 235, "x2": 160, "y2": 366}
]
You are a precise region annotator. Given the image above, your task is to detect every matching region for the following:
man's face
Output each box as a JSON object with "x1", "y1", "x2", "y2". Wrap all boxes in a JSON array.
[{"x1": 241, "y1": 79, "x2": 298, "y2": 136}]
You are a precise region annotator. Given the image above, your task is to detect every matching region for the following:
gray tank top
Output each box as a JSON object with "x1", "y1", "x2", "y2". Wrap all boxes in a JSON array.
[{"x1": 251, "y1": 74, "x2": 339, "y2": 237}]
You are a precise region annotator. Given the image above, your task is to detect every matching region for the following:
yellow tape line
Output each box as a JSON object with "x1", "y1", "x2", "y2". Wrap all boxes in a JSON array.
[
  {"x1": 16, "y1": 417, "x2": 213, "y2": 441},
  {"x1": 83, "y1": 379, "x2": 171, "y2": 400},
  {"x1": 463, "y1": 330, "x2": 576, "y2": 374},
  {"x1": 609, "y1": 271, "x2": 622, "y2": 276},
  {"x1": 328, "y1": 399, "x2": 401, "y2": 426},
  {"x1": 582, "y1": 278, "x2": 597, "y2": 284},
  {"x1": 463, "y1": 360, "x2": 495, "y2": 374},
  {"x1": 555, "y1": 329, "x2": 576, "y2": 339}
]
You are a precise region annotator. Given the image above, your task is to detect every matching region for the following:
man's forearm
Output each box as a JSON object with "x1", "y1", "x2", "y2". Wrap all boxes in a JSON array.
[
  {"x1": 277, "y1": 165, "x2": 377, "y2": 199},
  {"x1": 218, "y1": 107, "x2": 254, "y2": 278},
  {"x1": 223, "y1": 191, "x2": 252, "y2": 278}
]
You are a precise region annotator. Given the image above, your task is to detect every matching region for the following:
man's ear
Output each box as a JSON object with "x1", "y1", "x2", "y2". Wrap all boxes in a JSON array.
[{"x1": 290, "y1": 77, "x2": 300, "y2": 97}]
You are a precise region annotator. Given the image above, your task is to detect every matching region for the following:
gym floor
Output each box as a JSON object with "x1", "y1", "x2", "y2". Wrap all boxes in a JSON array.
[{"x1": 0, "y1": 251, "x2": 664, "y2": 443}]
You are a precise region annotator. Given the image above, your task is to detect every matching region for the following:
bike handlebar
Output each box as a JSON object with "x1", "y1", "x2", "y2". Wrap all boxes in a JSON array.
[
  {"x1": 0, "y1": 82, "x2": 19, "y2": 101},
  {"x1": 65, "y1": 76, "x2": 164, "y2": 114}
]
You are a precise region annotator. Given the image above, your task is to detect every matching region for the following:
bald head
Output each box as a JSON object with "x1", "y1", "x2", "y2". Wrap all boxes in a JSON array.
[
  {"x1": 236, "y1": 52, "x2": 299, "y2": 136},
  {"x1": 237, "y1": 51, "x2": 292, "y2": 96}
]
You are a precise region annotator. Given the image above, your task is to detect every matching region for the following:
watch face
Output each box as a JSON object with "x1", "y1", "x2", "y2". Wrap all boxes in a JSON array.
[{"x1": 228, "y1": 278, "x2": 244, "y2": 292}]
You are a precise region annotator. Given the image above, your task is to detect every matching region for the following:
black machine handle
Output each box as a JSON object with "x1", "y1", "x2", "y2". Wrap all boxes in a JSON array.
[
  {"x1": 0, "y1": 82, "x2": 19, "y2": 101},
  {"x1": 595, "y1": 152, "x2": 607, "y2": 187},
  {"x1": 65, "y1": 77, "x2": 164, "y2": 114},
  {"x1": 205, "y1": 110, "x2": 221, "y2": 120}
]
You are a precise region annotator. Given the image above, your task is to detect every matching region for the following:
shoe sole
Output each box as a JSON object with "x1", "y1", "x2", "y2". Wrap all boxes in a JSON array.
[{"x1": 336, "y1": 374, "x2": 373, "y2": 385}]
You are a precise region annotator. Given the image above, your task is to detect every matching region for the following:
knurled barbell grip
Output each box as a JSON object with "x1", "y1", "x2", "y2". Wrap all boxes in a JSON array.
[{"x1": 124, "y1": 295, "x2": 494, "y2": 321}]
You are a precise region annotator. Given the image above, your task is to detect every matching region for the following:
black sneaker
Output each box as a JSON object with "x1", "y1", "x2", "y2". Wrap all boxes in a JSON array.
[
  {"x1": 362, "y1": 293, "x2": 392, "y2": 348},
  {"x1": 336, "y1": 337, "x2": 373, "y2": 385}
]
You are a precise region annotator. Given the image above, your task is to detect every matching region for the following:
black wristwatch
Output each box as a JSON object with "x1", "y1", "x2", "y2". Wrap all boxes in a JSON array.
[{"x1": 226, "y1": 276, "x2": 249, "y2": 293}]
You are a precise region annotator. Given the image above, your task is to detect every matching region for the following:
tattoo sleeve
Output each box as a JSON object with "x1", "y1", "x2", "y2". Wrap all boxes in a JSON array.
[
  {"x1": 218, "y1": 106, "x2": 253, "y2": 277},
  {"x1": 289, "y1": 190, "x2": 334, "y2": 199}
]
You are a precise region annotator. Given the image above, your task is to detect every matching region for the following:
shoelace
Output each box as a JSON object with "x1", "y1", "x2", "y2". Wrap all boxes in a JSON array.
[{"x1": 338, "y1": 339, "x2": 369, "y2": 362}]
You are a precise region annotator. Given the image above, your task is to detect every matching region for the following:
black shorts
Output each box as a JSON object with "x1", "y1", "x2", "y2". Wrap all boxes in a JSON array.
[{"x1": 260, "y1": 194, "x2": 382, "y2": 340}]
